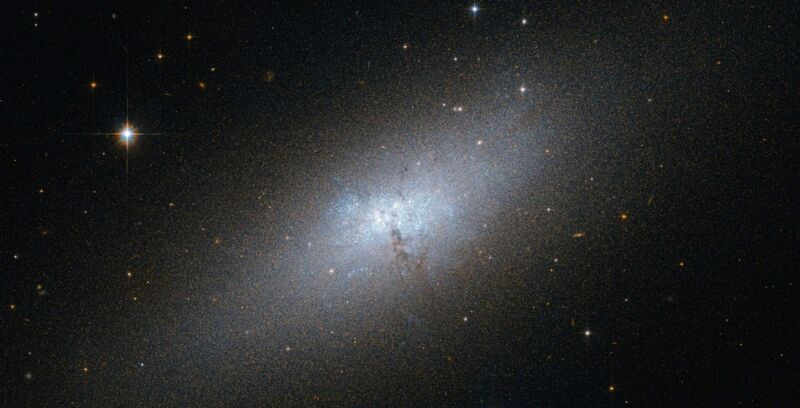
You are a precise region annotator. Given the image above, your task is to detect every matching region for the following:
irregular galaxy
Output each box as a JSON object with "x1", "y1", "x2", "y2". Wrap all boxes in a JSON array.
[{"x1": 1, "y1": 1, "x2": 797, "y2": 407}]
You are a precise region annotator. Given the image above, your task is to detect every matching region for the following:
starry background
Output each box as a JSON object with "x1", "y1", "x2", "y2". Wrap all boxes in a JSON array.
[{"x1": 1, "y1": 1, "x2": 798, "y2": 406}]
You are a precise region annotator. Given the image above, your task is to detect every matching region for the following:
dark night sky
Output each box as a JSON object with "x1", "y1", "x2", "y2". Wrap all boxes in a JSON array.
[{"x1": 1, "y1": 1, "x2": 798, "y2": 406}]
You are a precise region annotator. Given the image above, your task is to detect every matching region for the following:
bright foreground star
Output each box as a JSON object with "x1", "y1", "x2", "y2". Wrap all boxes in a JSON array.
[
  {"x1": 470, "y1": 4, "x2": 479, "y2": 16},
  {"x1": 120, "y1": 125, "x2": 134, "y2": 144}
]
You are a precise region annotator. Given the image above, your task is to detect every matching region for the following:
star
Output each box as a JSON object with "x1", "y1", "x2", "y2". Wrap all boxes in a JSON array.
[
  {"x1": 469, "y1": 4, "x2": 480, "y2": 16},
  {"x1": 521, "y1": 18, "x2": 528, "y2": 25},
  {"x1": 120, "y1": 126, "x2": 134, "y2": 144}
]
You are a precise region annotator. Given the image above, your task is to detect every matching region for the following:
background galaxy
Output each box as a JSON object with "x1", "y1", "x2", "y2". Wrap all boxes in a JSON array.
[{"x1": 1, "y1": 1, "x2": 798, "y2": 406}]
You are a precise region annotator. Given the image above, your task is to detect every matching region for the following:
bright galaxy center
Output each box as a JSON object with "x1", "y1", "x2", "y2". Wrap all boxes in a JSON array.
[{"x1": 332, "y1": 190, "x2": 454, "y2": 257}]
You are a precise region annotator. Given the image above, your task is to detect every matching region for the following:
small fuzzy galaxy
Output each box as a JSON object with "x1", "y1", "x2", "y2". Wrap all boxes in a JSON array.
[{"x1": 1, "y1": 1, "x2": 797, "y2": 406}]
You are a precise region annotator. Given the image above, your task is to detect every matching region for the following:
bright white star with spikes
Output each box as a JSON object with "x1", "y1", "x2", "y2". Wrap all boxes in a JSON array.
[
  {"x1": 120, "y1": 125, "x2": 134, "y2": 143},
  {"x1": 470, "y1": 4, "x2": 479, "y2": 16}
]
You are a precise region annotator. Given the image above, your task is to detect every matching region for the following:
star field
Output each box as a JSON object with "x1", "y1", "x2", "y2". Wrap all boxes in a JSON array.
[{"x1": 1, "y1": 1, "x2": 798, "y2": 406}]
